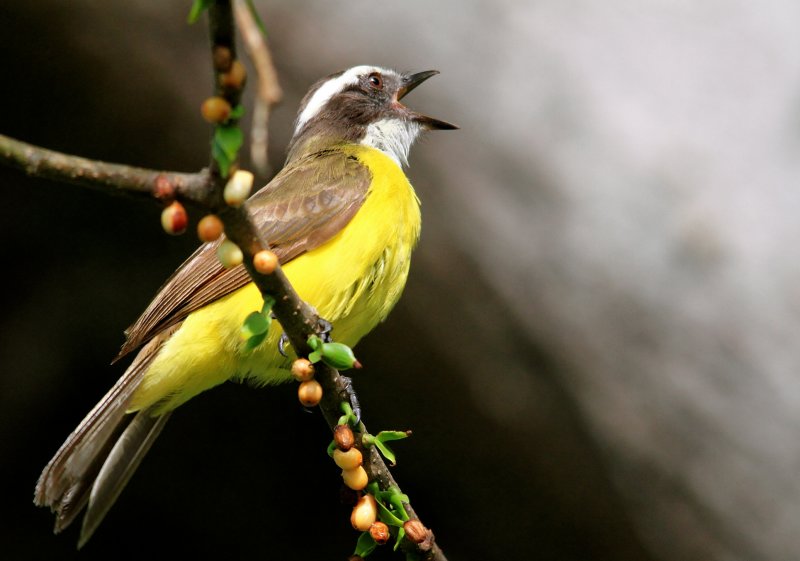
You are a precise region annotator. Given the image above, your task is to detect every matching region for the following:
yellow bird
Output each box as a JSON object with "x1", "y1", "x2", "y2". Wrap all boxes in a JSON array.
[{"x1": 34, "y1": 65, "x2": 456, "y2": 546}]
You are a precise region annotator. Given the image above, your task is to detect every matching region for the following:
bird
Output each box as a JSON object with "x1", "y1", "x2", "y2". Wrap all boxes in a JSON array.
[{"x1": 34, "y1": 65, "x2": 456, "y2": 547}]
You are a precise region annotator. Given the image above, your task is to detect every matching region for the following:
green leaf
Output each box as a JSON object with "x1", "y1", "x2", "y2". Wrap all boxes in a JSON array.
[
  {"x1": 187, "y1": 0, "x2": 212, "y2": 24},
  {"x1": 307, "y1": 335, "x2": 323, "y2": 351},
  {"x1": 215, "y1": 125, "x2": 243, "y2": 161},
  {"x1": 377, "y1": 430, "x2": 409, "y2": 443},
  {"x1": 212, "y1": 141, "x2": 232, "y2": 178},
  {"x1": 354, "y1": 532, "x2": 378, "y2": 557},
  {"x1": 243, "y1": 330, "x2": 267, "y2": 352},
  {"x1": 393, "y1": 527, "x2": 406, "y2": 551},
  {"x1": 241, "y1": 311, "x2": 271, "y2": 339},
  {"x1": 308, "y1": 350, "x2": 322, "y2": 363},
  {"x1": 372, "y1": 438, "x2": 397, "y2": 466},
  {"x1": 213, "y1": 125, "x2": 243, "y2": 178},
  {"x1": 366, "y1": 432, "x2": 409, "y2": 467},
  {"x1": 229, "y1": 104, "x2": 245, "y2": 120},
  {"x1": 376, "y1": 500, "x2": 405, "y2": 527}
]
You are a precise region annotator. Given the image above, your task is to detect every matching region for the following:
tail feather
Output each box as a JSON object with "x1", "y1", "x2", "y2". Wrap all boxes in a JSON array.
[
  {"x1": 78, "y1": 409, "x2": 171, "y2": 548},
  {"x1": 34, "y1": 325, "x2": 178, "y2": 539}
]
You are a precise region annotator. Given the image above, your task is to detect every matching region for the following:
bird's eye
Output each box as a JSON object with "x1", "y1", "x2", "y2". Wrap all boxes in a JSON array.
[{"x1": 367, "y1": 72, "x2": 383, "y2": 90}]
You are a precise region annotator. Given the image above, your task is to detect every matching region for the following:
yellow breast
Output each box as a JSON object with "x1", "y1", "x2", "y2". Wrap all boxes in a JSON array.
[{"x1": 129, "y1": 145, "x2": 421, "y2": 414}]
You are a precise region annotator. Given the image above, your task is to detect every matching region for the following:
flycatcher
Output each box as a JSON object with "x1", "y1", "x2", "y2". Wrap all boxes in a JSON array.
[{"x1": 34, "y1": 65, "x2": 456, "y2": 546}]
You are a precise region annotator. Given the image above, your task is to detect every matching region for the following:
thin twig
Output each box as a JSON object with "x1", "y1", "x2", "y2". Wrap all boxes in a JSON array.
[{"x1": 233, "y1": 0, "x2": 283, "y2": 177}]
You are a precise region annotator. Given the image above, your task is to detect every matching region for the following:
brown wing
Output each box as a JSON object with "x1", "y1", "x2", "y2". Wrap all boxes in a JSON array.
[{"x1": 116, "y1": 149, "x2": 371, "y2": 360}]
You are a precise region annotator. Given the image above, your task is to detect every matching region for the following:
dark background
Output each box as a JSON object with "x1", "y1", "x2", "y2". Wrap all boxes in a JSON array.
[{"x1": 2, "y1": 2, "x2": 799, "y2": 560}]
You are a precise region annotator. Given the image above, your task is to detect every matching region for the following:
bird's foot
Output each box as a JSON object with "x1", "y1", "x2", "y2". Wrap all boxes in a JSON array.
[{"x1": 340, "y1": 375, "x2": 361, "y2": 424}]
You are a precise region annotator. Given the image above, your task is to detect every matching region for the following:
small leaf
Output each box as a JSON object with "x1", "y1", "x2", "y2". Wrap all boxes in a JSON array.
[
  {"x1": 308, "y1": 350, "x2": 322, "y2": 363},
  {"x1": 307, "y1": 335, "x2": 323, "y2": 351},
  {"x1": 355, "y1": 532, "x2": 378, "y2": 557},
  {"x1": 215, "y1": 125, "x2": 243, "y2": 160},
  {"x1": 187, "y1": 0, "x2": 212, "y2": 24},
  {"x1": 212, "y1": 141, "x2": 232, "y2": 178},
  {"x1": 376, "y1": 430, "x2": 409, "y2": 443},
  {"x1": 243, "y1": 330, "x2": 267, "y2": 352},
  {"x1": 372, "y1": 439, "x2": 397, "y2": 466},
  {"x1": 376, "y1": 500, "x2": 405, "y2": 528},
  {"x1": 241, "y1": 311, "x2": 270, "y2": 339},
  {"x1": 393, "y1": 527, "x2": 406, "y2": 551},
  {"x1": 229, "y1": 104, "x2": 245, "y2": 120}
]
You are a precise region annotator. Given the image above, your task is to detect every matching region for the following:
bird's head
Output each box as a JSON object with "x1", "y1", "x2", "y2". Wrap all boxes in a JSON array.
[{"x1": 288, "y1": 65, "x2": 457, "y2": 166}]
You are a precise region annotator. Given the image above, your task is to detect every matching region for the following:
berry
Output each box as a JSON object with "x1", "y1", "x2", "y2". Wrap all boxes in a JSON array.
[
  {"x1": 253, "y1": 249, "x2": 278, "y2": 275},
  {"x1": 223, "y1": 170, "x2": 253, "y2": 207},
  {"x1": 161, "y1": 201, "x2": 188, "y2": 235},
  {"x1": 197, "y1": 214, "x2": 224, "y2": 242},
  {"x1": 333, "y1": 448, "x2": 363, "y2": 471},
  {"x1": 290, "y1": 358, "x2": 315, "y2": 382},
  {"x1": 216, "y1": 239, "x2": 243, "y2": 268},
  {"x1": 369, "y1": 521, "x2": 390, "y2": 545},
  {"x1": 350, "y1": 494, "x2": 377, "y2": 532},
  {"x1": 298, "y1": 379, "x2": 322, "y2": 407},
  {"x1": 341, "y1": 465, "x2": 368, "y2": 491},
  {"x1": 201, "y1": 96, "x2": 232, "y2": 124}
]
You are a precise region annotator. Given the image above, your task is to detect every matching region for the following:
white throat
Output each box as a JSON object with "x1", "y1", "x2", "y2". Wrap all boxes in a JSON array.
[{"x1": 361, "y1": 118, "x2": 421, "y2": 167}]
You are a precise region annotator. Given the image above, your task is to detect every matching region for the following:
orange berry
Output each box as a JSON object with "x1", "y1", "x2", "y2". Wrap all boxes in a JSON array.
[
  {"x1": 341, "y1": 465, "x2": 369, "y2": 491},
  {"x1": 219, "y1": 60, "x2": 247, "y2": 90},
  {"x1": 333, "y1": 448, "x2": 363, "y2": 471},
  {"x1": 201, "y1": 96, "x2": 232, "y2": 124},
  {"x1": 290, "y1": 358, "x2": 315, "y2": 382},
  {"x1": 197, "y1": 214, "x2": 224, "y2": 242},
  {"x1": 160, "y1": 201, "x2": 188, "y2": 235},
  {"x1": 253, "y1": 250, "x2": 278, "y2": 275},
  {"x1": 298, "y1": 379, "x2": 322, "y2": 407}
]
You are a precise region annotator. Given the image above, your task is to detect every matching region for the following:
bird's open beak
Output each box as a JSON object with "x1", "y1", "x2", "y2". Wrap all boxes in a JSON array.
[{"x1": 399, "y1": 70, "x2": 459, "y2": 131}]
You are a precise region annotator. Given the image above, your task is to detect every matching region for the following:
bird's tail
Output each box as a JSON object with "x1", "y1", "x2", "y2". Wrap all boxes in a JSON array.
[{"x1": 34, "y1": 326, "x2": 177, "y2": 547}]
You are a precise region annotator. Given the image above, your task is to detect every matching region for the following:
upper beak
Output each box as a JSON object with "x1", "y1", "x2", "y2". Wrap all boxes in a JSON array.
[{"x1": 398, "y1": 70, "x2": 459, "y2": 131}]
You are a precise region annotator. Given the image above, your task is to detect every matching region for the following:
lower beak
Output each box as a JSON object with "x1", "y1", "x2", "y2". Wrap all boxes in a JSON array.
[{"x1": 399, "y1": 70, "x2": 459, "y2": 131}]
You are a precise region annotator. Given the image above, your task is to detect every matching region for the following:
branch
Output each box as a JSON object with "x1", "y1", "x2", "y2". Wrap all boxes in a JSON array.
[
  {"x1": 233, "y1": 0, "x2": 283, "y2": 177},
  {"x1": 0, "y1": 134, "x2": 212, "y2": 205}
]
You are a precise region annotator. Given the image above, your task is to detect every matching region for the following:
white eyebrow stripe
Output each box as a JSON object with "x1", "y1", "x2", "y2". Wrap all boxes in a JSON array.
[{"x1": 294, "y1": 65, "x2": 390, "y2": 133}]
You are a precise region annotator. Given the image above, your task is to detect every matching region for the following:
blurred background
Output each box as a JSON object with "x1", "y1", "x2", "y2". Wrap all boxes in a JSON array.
[{"x1": 2, "y1": 1, "x2": 799, "y2": 560}]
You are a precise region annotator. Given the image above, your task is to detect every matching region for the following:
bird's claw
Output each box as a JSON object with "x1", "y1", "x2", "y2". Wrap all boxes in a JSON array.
[
  {"x1": 278, "y1": 332, "x2": 289, "y2": 357},
  {"x1": 317, "y1": 317, "x2": 333, "y2": 343},
  {"x1": 341, "y1": 375, "x2": 362, "y2": 424}
]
